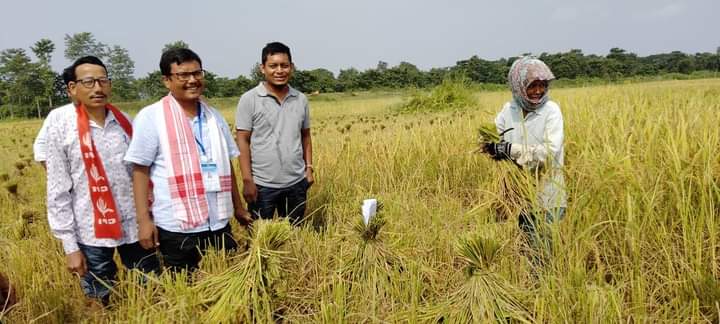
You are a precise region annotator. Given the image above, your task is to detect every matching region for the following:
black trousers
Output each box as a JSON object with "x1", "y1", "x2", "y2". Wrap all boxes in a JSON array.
[
  {"x1": 157, "y1": 224, "x2": 237, "y2": 273},
  {"x1": 248, "y1": 178, "x2": 309, "y2": 225}
]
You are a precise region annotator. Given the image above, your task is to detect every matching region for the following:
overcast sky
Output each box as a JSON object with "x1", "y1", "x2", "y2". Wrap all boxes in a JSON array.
[{"x1": 1, "y1": 0, "x2": 717, "y2": 78}]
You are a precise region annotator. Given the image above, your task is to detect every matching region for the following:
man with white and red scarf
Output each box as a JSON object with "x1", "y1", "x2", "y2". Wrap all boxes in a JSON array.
[
  {"x1": 125, "y1": 48, "x2": 251, "y2": 273},
  {"x1": 45, "y1": 56, "x2": 160, "y2": 304}
]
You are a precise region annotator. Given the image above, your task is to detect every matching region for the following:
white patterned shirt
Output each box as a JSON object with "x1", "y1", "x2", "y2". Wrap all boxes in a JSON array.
[
  {"x1": 34, "y1": 104, "x2": 72, "y2": 162},
  {"x1": 46, "y1": 104, "x2": 138, "y2": 254}
]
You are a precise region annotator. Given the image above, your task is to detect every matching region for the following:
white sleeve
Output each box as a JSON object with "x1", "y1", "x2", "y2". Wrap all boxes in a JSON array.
[
  {"x1": 494, "y1": 106, "x2": 507, "y2": 135},
  {"x1": 510, "y1": 109, "x2": 564, "y2": 169},
  {"x1": 45, "y1": 120, "x2": 79, "y2": 254},
  {"x1": 33, "y1": 117, "x2": 52, "y2": 162}
]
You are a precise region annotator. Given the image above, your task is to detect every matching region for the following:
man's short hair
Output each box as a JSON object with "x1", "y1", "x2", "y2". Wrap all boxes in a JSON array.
[
  {"x1": 160, "y1": 48, "x2": 202, "y2": 76},
  {"x1": 261, "y1": 42, "x2": 292, "y2": 65},
  {"x1": 61, "y1": 66, "x2": 73, "y2": 87},
  {"x1": 68, "y1": 56, "x2": 107, "y2": 82}
]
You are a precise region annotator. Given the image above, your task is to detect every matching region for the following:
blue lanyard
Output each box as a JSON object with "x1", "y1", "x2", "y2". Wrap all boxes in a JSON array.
[{"x1": 194, "y1": 103, "x2": 206, "y2": 156}]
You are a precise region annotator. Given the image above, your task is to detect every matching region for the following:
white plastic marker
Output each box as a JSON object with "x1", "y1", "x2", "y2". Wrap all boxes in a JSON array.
[{"x1": 361, "y1": 199, "x2": 378, "y2": 225}]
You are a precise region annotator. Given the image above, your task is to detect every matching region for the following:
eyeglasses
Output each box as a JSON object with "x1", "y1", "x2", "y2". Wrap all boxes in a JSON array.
[
  {"x1": 169, "y1": 70, "x2": 206, "y2": 81},
  {"x1": 75, "y1": 77, "x2": 111, "y2": 88}
]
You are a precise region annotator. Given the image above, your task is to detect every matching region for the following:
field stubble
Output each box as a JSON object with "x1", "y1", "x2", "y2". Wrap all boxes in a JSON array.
[{"x1": 0, "y1": 79, "x2": 719, "y2": 322}]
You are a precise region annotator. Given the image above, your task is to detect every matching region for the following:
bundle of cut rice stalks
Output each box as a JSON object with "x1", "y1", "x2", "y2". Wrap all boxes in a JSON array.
[
  {"x1": 195, "y1": 219, "x2": 293, "y2": 323},
  {"x1": 344, "y1": 202, "x2": 404, "y2": 301},
  {"x1": 476, "y1": 124, "x2": 537, "y2": 222},
  {"x1": 428, "y1": 233, "x2": 532, "y2": 323}
]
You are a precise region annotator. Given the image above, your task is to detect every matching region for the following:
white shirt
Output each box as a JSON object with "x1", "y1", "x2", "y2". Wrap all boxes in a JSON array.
[
  {"x1": 34, "y1": 104, "x2": 72, "y2": 162},
  {"x1": 124, "y1": 100, "x2": 240, "y2": 233},
  {"x1": 495, "y1": 100, "x2": 567, "y2": 209},
  {"x1": 46, "y1": 104, "x2": 138, "y2": 254}
]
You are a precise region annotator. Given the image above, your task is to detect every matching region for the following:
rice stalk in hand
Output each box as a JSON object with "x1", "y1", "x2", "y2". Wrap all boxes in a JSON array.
[
  {"x1": 194, "y1": 219, "x2": 292, "y2": 324},
  {"x1": 477, "y1": 123, "x2": 500, "y2": 143},
  {"x1": 492, "y1": 163, "x2": 537, "y2": 222},
  {"x1": 476, "y1": 124, "x2": 537, "y2": 221}
]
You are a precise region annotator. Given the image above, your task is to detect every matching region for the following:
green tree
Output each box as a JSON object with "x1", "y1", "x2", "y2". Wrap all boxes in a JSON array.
[
  {"x1": 376, "y1": 61, "x2": 389, "y2": 71},
  {"x1": 0, "y1": 49, "x2": 45, "y2": 118},
  {"x1": 31, "y1": 39, "x2": 59, "y2": 113},
  {"x1": 203, "y1": 70, "x2": 219, "y2": 97},
  {"x1": 210, "y1": 76, "x2": 234, "y2": 97},
  {"x1": 135, "y1": 71, "x2": 165, "y2": 100},
  {"x1": 290, "y1": 70, "x2": 312, "y2": 92},
  {"x1": 250, "y1": 63, "x2": 264, "y2": 84},
  {"x1": 546, "y1": 49, "x2": 586, "y2": 79},
  {"x1": 304, "y1": 68, "x2": 336, "y2": 92},
  {"x1": 30, "y1": 39, "x2": 55, "y2": 65},
  {"x1": 162, "y1": 41, "x2": 190, "y2": 53},
  {"x1": 64, "y1": 32, "x2": 108, "y2": 60},
  {"x1": 426, "y1": 67, "x2": 450, "y2": 86},
  {"x1": 387, "y1": 62, "x2": 425, "y2": 88},
  {"x1": 453, "y1": 55, "x2": 505, "y2": 84},
  {"x1": 693, "y1": 52, "x2": 720, "y2": 72},
  {"x1": 235, "y1": 75, "x2": 255, "y2": 94},
  {"x1": 106, "y1": 45, "x2": 137, "y2": 100},
  {"x1": 336, "y1": 68, "x2": 361, "y2": 91},
  {"x1": 606, "y1": 47, "x2": 639, "y2": 76}
]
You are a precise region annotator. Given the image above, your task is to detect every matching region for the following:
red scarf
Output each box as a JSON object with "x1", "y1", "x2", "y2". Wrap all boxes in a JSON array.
[{"x1": 76, "y1": 104, "x2": 132, "y2": 239}]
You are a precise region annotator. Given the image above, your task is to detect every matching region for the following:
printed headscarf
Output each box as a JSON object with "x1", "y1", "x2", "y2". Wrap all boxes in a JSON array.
[{"x1": 508, "y1": 56, "x2": 555, "y2": 112}]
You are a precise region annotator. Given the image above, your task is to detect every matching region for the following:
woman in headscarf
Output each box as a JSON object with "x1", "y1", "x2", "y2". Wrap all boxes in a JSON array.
[{"x1": 482, "y1": 56, "x2": 567, "y2": 265}]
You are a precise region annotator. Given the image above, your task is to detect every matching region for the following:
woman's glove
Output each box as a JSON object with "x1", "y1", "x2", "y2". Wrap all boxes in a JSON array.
[{"x1": 482, "y1": 141, "x2": 512, "y2": 160}]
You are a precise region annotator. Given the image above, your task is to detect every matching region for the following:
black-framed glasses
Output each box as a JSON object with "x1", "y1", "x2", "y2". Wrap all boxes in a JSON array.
[
  {"x1": 169, "y1": 69, "x2": 206, "y2": 81},
  {"x1": 75, "y1": 77, "x2": 111, "y2": 88}
]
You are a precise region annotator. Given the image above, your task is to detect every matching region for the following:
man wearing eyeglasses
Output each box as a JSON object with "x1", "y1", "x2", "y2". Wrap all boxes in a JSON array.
[
  {"x1": 44, "y1": 56, "x2": 160, "y2": 305},
  {"x1": 125, "y1": 48, "x2": 251, "y2": 273}
]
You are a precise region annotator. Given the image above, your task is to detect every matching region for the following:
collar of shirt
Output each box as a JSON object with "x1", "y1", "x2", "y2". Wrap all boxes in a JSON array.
[
  {"x1": 511, "y1": 101, "x2": 544, "y2": 118},
  {"x1": 192, "y1": 104, "x2": 205, "y2": 121},
  {"x1": 255, "y1": 82, "x2": 299, "y2": 99},
  {"x1": 88, "y1": 108, "x2": 120, "y2": 129}
]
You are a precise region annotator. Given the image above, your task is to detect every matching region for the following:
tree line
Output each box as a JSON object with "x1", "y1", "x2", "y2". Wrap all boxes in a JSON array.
[{"x1": 1, "y1": 32, "x2": 719, "y2": 119}]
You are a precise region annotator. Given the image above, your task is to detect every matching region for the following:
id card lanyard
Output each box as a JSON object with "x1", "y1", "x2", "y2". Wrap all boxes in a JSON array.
[
  {"x1": 194, "y1": 103, "x2": 207, "y2": 157},
  {"x1": 194, "y1": 103, "x2": 221, "y2": 192}
]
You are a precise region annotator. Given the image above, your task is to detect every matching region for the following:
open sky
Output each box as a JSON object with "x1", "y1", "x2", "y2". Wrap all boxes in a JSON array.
[{"x1": 1, "y1": 0, "x2": 717, "y2": 78}]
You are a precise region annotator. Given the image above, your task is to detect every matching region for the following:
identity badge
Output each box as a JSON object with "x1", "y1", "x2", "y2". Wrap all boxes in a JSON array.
[{"x1": 200, "y1": 155, "x2": 220, "y2": 192}]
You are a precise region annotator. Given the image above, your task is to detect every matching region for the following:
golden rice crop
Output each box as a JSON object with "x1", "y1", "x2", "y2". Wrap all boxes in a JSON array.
[
  {"x1": 1, "y1": 79, "x2": 719, "y2": 322},
  {"x1": 194, "y1": 219, "x2": 292, "y2": 323}
]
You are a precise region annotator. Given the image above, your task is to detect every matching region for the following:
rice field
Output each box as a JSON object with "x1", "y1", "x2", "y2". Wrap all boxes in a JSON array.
[{"x1": 0, "y1": 79, "x2": 719, "y2": 323}]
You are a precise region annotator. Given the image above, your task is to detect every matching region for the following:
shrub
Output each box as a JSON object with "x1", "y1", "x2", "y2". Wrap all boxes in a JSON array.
[{"x1": 396, "y1": 77, "x2": 477, "y2": 113}]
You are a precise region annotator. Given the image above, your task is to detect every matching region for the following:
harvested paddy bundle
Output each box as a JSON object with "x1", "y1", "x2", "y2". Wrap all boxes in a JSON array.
[
  {"x1": 344, "y1": 202, "x2": 403, "y2": 297},
  {"x1": 477, "y1": 124, "x2": 537, "y2": 221},
  {"x1": 195, "y1": 219, "x2": 292, "y2": 323},
  {"x1": 431, "y1": 233, "x2": 532, "y2": 323}
]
